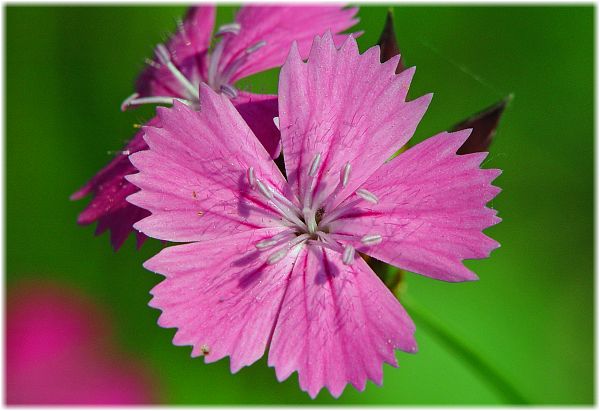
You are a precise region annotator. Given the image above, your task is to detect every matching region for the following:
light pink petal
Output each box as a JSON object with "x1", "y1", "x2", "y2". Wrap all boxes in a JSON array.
[
  {"x1": 218, "y1": 6, "x2": 359, "y2": 83},
  {"x1": 279, "y1": 33, "x2": 431, "y2": 207},
  {"x1": 146, "y1": 228, "x2": 299, "y2": 373},
  {"x1": 232, "y1": 91, "x2": 281, "y2": 158},
  {"x1": 330, "y1": 130, "x2": 502, "y2": 282},
  {"x1": 268, "y1": 246, "x2": 416, "y2": 398},
  {"x1": 135, "y1": 6, "x2": 216, "y2": 99},
  {"x1": 127, "y1": 85, "x2": 288, "y2": 242}
]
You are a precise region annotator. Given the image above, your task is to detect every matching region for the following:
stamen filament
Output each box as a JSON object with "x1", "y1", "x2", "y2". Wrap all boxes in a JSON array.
[
  {"x1": 207, "y1": 40, "x2": 226, "y2": 89},
  {"x1": 303, "y1": 207, "x2": 317, "y2": 234},
  {"x1": 122, "y1": 95, "x2": 192, "y2": 110},
  {"x1": 155, "y1": 44, "x2": 199, "y2": 99},
  {"x1": 319, "y1": 198, "x2": 362, "y2": 227},
  {"x1": 255, "y1": 179, "x2": 307, "y2": 230},
  {"x1": 220, "y1": 84, "x2": 238, "y2": 99}
]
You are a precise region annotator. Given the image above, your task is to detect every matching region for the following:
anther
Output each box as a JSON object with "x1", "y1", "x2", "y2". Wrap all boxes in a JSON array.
[
  {"x1": 154, "y1": 43, "x2": 171, "y2": 65},
  {"x1": 268, "y1": 247, "x2": 289, "y2": 265},
  {"x1": 247, "y1": 167, "x2": 256, "y2": 189},
  {"x1": 356, "y1": 188, "x2": 379, "y2": 204},
  {"x1": 361, "y1": 234, "x2": 383, "y2": 246},
  {"x1": 220, "y1": 84, "x2": 238, "y2": 99},
  {"x1": 145, "y1": 58, "x2": 161, "y2": 69},
  {"x1": 215, "y1": 22, "x2": 241, "y2": 37},
  {"x1": 342, "y1": 244, "x2": 355, "y2": 265},
  {"x1": 246, "y1": 40, "x2": 267, "y2": 54},
  {"x1": 120, "y1": 93, "x2": 139, "y2": 112},
  {"x1": 256, "y1": 238, "x2": 278, "y2": 250},
  {"x1": 341, "y1": 162, "x2": 351, "y2": 188},
  {"x1": 255, "y1": 231, "x2": 295, "y2": 250},
  {"x1": 308, "y1": 153, "x2": 322, "y2": 177},
  {"x1": 256, "y1": 180, "x2": 273, "y2": 200},
  {"x1": 273, "y1": 117, "x2": 280, "y2": 130}
]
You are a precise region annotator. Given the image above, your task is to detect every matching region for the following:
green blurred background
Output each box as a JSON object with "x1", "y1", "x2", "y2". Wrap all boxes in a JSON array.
[{"x1": 6, "y1": 4, "x2": 593, "y2": 405}]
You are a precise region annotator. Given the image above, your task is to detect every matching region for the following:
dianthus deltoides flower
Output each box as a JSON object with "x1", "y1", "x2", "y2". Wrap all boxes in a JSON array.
[
  {"x1": 127, "y1": 33, "x2": 501, "y2": 398},
  {"x1": 72, "y1": 5, "x2": 358, "y2": 250}
]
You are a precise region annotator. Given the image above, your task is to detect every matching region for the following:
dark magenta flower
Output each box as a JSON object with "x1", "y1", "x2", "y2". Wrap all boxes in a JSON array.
[
  {"x1": 72, "y1": 5, "x2": 358, "y2": 250},
  {"x1": 126, "y1": 34, "x2": 501, "y2": 397}
]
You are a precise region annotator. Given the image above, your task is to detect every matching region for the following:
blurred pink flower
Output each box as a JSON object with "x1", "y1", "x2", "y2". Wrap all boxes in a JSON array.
[
  {"x1": 126, "y1": 33, "x2": 501, "y2": 398},
  {"x1": 6, "y1": 280, "x2": 157, "y2": 405},
  {"x1": 72, "y1": 5, "x2": 358, "y2": 251}
]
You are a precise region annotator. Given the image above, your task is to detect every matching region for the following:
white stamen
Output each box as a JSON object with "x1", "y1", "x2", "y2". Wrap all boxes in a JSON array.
[
  {"x1": 247, "y1": 167, "x2": 256, "y2": 189},
  {"x1": 256, "y1": 230, "x2": 296, "y2": 250},
  {"x1": 272, "y1": 190, "x2": 302, "y2": 215},
  {"x1": 303, "y1": 207, "x2": 317, "y2": 234},
  {"x1": 356, "y1": 188, "x2": 379, "y2": 204},
  {"x1": 220, "y1": 84, "x2": 238, "y2": 99},
  {"x1": 308, "y1": 153, "x2": 322, "y2": 177},
  {"x1": 361, "y1": 234, "x2": 383, "y2": 246},
  {"x1": 246, "y1": 40, "x2": 267, "y2": 54},
  {"x1": 256, "y1": 180, "x2": 273, "y2": 200},
  {"x1": 121, "y1": 150, "x2": 131, "y2": 156},
  {"x1": 207, "y1": 41, "x2": 225, "y2": 88},
  {"x1": 154, "y1": 43, "x2": 171, "y2": 65},
  {"x1": 341, "y1": 162, "x2": 351, "y2": 188},
  {"x1": 215, "y1": 22, "x2": 241, "y2": 36},
  {"x1": 318, "y1": 198, "x2": 362, "y2": 227},
  {"x1": 289, "y1": 233, "x2": 311, "y2": 248},
  {"x1": 256, "y1": 239, "x2": 278, "y2": 250},
  {"x1": 154, "y1": 43, "x2": 199, "y2": 99},
  {"x1": 342, "y1": 245, "x2": 355, "y2": 265},
  {"x1": 122, "y1": 96, "x2": 192, "y2": 110},
  {"x1": 120, "y1": 93, "x2": 140, "y2": 111},
  {"x1": 253, "y1": 178, "x2": 307, "y2": 230},
  {"x1": 273, "y1": 117, "x2": 280, "y2": 130},
  {"x1": 268, "y1": 247, "x2": 289, "y2": 265}
]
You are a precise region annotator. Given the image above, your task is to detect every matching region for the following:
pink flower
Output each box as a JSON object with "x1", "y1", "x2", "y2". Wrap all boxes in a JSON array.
[
  {"x1": 72, "y1": 5, "x2": 358, "y2": 250},
  {"x1": 127, "y1": 33, "x2": 501, "y2": 398},
  {"x1": 6, "y1": 280, "x2": 157, "y2": 404}
]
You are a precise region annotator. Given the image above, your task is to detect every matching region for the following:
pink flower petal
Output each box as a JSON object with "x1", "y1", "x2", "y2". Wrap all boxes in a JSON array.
[
  {"x1": 329, "y1": 130, "x2": 502, "y2": 282},
  {"x1": 146, "y1": 228, "x2": 299, "y2": 373},
  {"x1": 127, "y1": 86, "x2": 288, "y2": 242},
  {"x1": 268, "y1": 246, "x2": 416, "y2": 398},
  {"x1": 278, "y1": 33, "x2": 431, "y2": 207},
  {"x1": 218, "y1": 6, "x2": 359, "y2": 84},
  {"x1": 232, "y1": 91, "x2": 281, "y2": 158},
  {"x1": 71, "y1": 118, "x2": 159, "y2": 250},
  {"x1": 136, "y1": 6, "x2": 216, "y2": 99}
]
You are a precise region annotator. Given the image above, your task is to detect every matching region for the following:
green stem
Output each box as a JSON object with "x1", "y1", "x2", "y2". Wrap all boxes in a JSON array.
[{"x1": 400, "y1": 293, "x2": 530, "y2": 404}]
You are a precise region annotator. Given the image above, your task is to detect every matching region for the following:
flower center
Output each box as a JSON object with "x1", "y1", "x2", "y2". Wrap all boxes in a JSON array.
[
  {"x1": 121, "y1": 22, "x2": 267, "y2": 111},
  {"x1": 248, "y1": 153, "x2": 383, "y2": 266}
]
